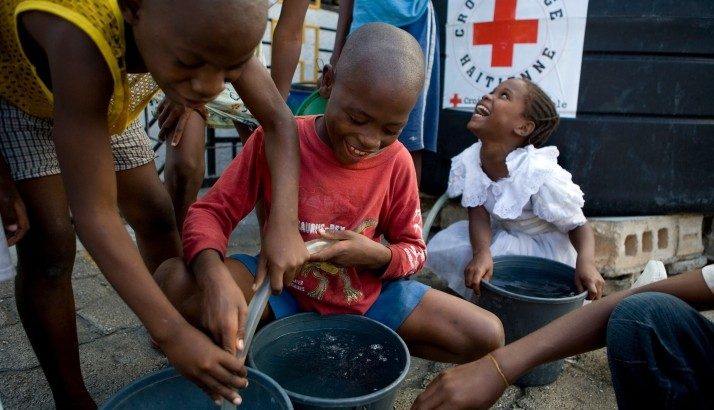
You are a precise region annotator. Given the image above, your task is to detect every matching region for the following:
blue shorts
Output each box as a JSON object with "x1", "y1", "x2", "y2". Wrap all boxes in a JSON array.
[{"x1": 230, "y1": 254, "x2": 430, "y2": 331}]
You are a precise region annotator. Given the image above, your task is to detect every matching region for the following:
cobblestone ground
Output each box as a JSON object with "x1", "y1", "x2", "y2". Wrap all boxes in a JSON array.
[{"x1": 0, "y1": 210, "x2": 619, "y2": 409}]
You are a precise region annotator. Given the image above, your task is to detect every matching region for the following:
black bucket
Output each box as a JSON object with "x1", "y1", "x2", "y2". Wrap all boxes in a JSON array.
[
  {"x1": 475, "y1": 256, "x2": 587, "y2": 386},
  {"x1": 101, "y1": 367, "x2": 292, "y2": 409},
  {"x1": 248, "y1": 313, "x2": 410, "y2": 410}
]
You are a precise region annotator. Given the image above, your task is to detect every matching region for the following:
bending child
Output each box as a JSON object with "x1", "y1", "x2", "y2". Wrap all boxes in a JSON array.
[
  {"x1": 426, "y1": 78, "x2": 605, "y2": 300},
  {"x1": 413, "y1": 263, "x2": 714, "y2": 409},
  {"x1": 155, "y1": 0, "x2": 311, "y2": 231},
  {"x1": 0, "y1": 0, "x2": 306, "y2": 407},
  {"x1": 155, "y1": 23, "x2": 504, "y2": 405}
]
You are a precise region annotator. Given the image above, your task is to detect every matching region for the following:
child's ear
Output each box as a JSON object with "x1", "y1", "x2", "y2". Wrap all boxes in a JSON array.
[
  {"x1": 119, "y1": 0, "x2": 142, "y2": 25},
  {"x1": 515, "y1": 120, "x2": 535, "y2": 138},
  {"x1": 318, "y1": 64, "x2": 336, "y2": 99}
]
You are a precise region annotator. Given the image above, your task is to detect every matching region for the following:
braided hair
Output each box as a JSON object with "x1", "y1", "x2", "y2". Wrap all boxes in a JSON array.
[{"x1": 520, "y1": 78, "x2": 560, "y2": 147}]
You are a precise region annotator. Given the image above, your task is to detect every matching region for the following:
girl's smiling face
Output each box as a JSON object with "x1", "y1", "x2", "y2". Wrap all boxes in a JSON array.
[{"x1": 467, "y1": 78, "x2": 533, "y2": 142}]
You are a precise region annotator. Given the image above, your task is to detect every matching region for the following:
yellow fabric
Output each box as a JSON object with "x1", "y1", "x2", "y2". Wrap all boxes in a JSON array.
[{"x1": 0, "y1": 0, "x2": 158, "y2": 134}]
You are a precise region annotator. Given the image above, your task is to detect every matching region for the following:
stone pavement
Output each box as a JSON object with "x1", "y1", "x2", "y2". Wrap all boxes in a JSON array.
[{"x1": 0, "y1": 209, "x2": 618, "y2": 409}]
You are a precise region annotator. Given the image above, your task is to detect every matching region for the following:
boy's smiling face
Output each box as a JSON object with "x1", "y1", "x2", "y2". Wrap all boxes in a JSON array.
[
  {"x1": 123, "y1": 0, "x2": 266, "y2": 108},
  {"x1": 318, "y1": 71, "x2": 415, "y2": 166}
]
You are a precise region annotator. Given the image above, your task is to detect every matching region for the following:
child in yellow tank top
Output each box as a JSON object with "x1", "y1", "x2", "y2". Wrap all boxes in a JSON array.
[{"x1": 0, "y1": 0, "x2": 307, "y2": 407}]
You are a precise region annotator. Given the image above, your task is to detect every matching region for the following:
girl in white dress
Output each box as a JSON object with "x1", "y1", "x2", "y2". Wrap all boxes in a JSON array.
[{"x1": 426, "y1": 78, "x2": 604, "y2": 301}]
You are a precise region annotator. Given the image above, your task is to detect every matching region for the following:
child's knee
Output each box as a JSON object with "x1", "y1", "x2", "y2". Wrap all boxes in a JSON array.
[
  {"x1": 154, "y1": 257, "x2": 186, "y2": 285},
  {"x1": 18, "y1": 221, "x2": 76, "y2": 278},
  {"x1": 462, "y1": 309, "x2": 505, "y2": 357},
  {"x1": 127, "y1": 193, "x2": 179, "y2": 237}
]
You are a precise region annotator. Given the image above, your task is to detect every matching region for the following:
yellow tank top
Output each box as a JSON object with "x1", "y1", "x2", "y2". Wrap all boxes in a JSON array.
[{"x1": 0, "y1": 0, "x2": 158, "y2": 134}]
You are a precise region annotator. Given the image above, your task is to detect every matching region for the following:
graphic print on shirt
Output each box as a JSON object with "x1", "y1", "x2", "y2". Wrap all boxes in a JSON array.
[{"x1": 296, "y1": 219, "x2": 378, "y2": 304}]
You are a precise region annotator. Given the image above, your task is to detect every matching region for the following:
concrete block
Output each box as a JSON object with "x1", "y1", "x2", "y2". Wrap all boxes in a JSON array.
[
  {"x1": 666, "y1": 255, "x2": 708, "y2": 275},
  {"x1": 590, "y1": 216, "x2": 679, "y2": 277},
  {"x1": 675, "y1": 214, "x2": 704, "y2": 258}
]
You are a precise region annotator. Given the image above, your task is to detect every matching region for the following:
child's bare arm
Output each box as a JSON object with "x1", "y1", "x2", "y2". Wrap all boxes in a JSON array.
[
  {"x1": 329, "y1": 0, "x2": 354, "y2": 67},
  {"x1": 413, "y1": 268, "x2": 714, "y2": 410},
  {"x1": 230, "y1": 58, "x2": 309, "y2": 293},
  {"x1": 465, "y1": 206, "x2": 493, "y2": 293},
  {"x1": 568, "y1": 223, "x2": 604, "y2": 299},
  {"x1": 271, "y1": 0, "x2": 310, "y2": 99},
  {"x1": 23, "y1": 13, "x2": 245, "y2": 404}
]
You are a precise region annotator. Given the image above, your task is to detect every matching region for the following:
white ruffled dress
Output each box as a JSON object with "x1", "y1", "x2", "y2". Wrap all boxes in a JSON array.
[{"x1": 425, "y1": 141, "x2": 587, "y2": 299}]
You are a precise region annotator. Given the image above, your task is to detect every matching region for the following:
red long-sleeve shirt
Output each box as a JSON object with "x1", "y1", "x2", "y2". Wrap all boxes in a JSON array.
[{"x1": 183, "y1": 116, "x2": 425, "y2": 315}]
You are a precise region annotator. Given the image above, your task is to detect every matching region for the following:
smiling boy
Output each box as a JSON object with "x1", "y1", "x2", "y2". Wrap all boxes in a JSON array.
[{"x1": 155, "y1": 25, "x2": 505, "y2": 404}]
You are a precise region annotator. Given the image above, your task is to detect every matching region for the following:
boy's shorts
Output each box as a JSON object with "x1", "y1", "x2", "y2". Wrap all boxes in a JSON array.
[
  {"x1": 0, "y1": 98, "x2": 155, "y2": 181},
  {"x1": 230, "y1": 254, "x2": 430, "y2": 331}
]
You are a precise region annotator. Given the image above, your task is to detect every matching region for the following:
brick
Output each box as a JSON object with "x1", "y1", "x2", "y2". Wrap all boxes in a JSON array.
[
  {"x1": 674, "y1": 214, "x2": 704, "y2": 258},
  {"x1": 666, "y1": 255, "x2": 708, "y2": 275},
  {"x1": 590, "y1": 216, "x2": 679, "y2": 277}
]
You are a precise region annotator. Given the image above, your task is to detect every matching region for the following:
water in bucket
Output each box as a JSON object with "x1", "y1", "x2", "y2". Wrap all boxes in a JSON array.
[
  {"x1": 249, "y1": 313, "x2": 410, "y2": 410},
  {"x1": 476, "y1": 255, "x2": 587, "y2": 386},
  {"x1": 254, "y1": 331, "x2": 402, "y2": 398}
]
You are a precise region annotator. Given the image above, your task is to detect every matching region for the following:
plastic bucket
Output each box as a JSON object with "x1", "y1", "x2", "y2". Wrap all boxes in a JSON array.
[
  {"x1": 475, "y1": 255, "x2": 587, "y2": 387},
  {"x1": 248, "y1": 313, "x2": 410, "y2": 410},
  {"x1": 295, "y1": 90, "x2": 328, "y2": 116},
  {"x1": 287, "y1": 83, "x2": 318, "y2": 114},
  {"x1": 101, "y1": 366, "x2": 292, "y2": 409}
]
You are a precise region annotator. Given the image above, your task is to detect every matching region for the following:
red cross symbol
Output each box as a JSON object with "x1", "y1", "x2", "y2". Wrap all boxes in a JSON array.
[
  {"x1": 473, "y1": 0, "x2": 539, "y2": 67},
  {"x1": 449, "y1": 93, "x2": 462, "y2": 107}
]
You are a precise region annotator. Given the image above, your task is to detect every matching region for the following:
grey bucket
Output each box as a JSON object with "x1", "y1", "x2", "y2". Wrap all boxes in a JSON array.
[
  {"x1": 101, "y1": 366, "x2": 292, "y2": 409},
  {"x1": 248, "y1": 313, "x2": 410, "y2": 410},
  {"x1": 475, "y1": 255, "x2": 587, "y2": 386}
]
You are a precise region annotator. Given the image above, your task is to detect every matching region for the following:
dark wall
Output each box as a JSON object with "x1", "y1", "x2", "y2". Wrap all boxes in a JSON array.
[{"x1": 425, "y1": 0, "x2": 714, "y2": 216}]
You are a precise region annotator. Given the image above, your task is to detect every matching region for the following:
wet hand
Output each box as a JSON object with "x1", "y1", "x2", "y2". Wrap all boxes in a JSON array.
[
  {"x1": 256, "y1": 221, "x2": 309, "y2": 294},
  {"x1": 411, "y1": 357, "x2": 508, "y2": 410},
  {"x1": 198, "y1": 263, "x2": 249, "y2": 355},
  {"x1": 159, "y1": 321, "x2": 247, "y2": 406},
  {"x1": 308, "y1": 229, "x2": 391, "y2": 269},
  {"x1": 574, "y1": 260, "x2": 604, "y2": 300},
  {"x1": 464, "y1": 252, "x2": 493, "y2": 295}
]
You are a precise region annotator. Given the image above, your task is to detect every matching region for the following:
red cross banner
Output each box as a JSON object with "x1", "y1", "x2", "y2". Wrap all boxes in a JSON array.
[{"x1": 443, "y1": 0, "x2": 589, "y2": 118}]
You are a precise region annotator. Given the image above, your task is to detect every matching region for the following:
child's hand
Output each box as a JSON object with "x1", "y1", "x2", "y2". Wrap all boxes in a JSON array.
[
  {"x1": 257, "y1": 220, "x2": 310, "y2": 294},
  {"x1": 464, "y1": 251, "x2": 493, "y2": 295},
  {"x1": 309, "y1": 229, "x2": 391, "y2": 270},
  {"x1": 156, "y1": 97, "x2": 207, "y2": 146},
  {"x1": 159, "y1": 321, "x2": 247, "y2": 406},
  {"x1": 574, "y1": 260, "x2": 604, "y2": 300},
  {"x1": 197, "y1": 262, "x2": 249, "y2": 355},
  {"x1": 411, "y1": 354, "x2": 508, "y2": 410},
  {"x1": 0, "y1": 179, "x2": 29, "y2": 246}
]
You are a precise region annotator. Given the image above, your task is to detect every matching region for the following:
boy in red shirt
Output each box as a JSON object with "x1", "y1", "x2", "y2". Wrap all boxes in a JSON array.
[{"x1": 156, "y1": 24, "x2": 504, "y2": 396}]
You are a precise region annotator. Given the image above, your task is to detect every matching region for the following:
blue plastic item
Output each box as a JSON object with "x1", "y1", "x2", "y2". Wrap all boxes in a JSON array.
[
  {"x1": 101, "y1": 367, "x2": 292, "y2": 410},
  {"x1": 249, "y1": 313, "x2": 410, "y2": 410},
  {"x1": 287, "y1": 83, "x2": 318, "y2": 114},
  {"x1": 475, "y1": 255, "x2": 588, "y2": 387}
]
